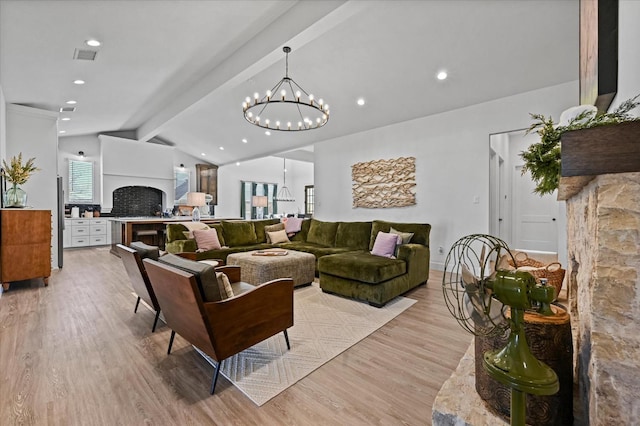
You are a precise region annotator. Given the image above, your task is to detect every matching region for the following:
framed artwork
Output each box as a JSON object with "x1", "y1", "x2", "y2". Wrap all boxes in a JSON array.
[
  {"x1": 174, "y1": 169, "x2": 190, "y2": 204},
  {"x1": 352, "y1": 157, "x2": 416, "y2": 208}
]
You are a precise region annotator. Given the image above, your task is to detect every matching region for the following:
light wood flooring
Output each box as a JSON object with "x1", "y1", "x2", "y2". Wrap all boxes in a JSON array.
[{"x1": 0, "y1": 247, "x2": 472, "y2": 425}]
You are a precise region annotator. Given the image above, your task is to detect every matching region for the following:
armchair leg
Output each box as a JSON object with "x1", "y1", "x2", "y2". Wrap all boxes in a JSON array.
[
  {"x1": 210, "y1": 360, "x2": 222, "y2": 395},
  {"x1": 167, "y1": 330, "x2": 176, "y2": 355},
  {"x1": 152, "y1": 310, "x2": 161, "y2": 332},
  {"x1": 134, "y1": 296, "x2": 141, "y2": 313},
  {"x1": 283, "y1": 329, "x2": 291, "y2": 350}
]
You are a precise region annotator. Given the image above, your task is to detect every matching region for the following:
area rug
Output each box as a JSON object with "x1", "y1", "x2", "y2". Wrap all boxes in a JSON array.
[{"x1": 195, "y1": 283, "x2": 416, "y2": 406}]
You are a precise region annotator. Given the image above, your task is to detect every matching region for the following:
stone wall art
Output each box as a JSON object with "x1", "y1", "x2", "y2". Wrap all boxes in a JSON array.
[{"x1": 352, "y1": 156, "x2": 416, "y2": 208}]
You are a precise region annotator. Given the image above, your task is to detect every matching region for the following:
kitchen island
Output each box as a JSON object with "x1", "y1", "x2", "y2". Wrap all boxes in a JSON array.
[{"x1": 109, "y1": 217, "x2": 239, "y2": 255}]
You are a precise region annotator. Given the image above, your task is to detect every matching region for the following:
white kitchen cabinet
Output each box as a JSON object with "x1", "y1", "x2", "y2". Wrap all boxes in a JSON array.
[{"x1": 65, "y1": 218, "x2": 109, "y2": 248}]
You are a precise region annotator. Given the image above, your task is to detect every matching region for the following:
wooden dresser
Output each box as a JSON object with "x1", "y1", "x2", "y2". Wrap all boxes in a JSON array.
[{"x1": 0, "y1": 209, "x2": 52, "y2": 290}]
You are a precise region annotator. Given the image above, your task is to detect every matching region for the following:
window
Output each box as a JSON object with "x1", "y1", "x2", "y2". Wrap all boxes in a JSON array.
[
  {"x1": 240, "y1": 181, "x2": 278, "y2": 219},
  {"x1": 305, "y1": 185, "x2": 314, "y2": 216},
  {"x1": 68, "y1": 160, "x2": 93, "y2": 202}
]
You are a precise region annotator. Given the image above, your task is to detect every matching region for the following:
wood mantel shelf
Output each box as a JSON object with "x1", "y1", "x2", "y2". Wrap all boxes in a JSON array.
[{"x1": 558, "y1": 120, "x2": 640, "y2": 200}]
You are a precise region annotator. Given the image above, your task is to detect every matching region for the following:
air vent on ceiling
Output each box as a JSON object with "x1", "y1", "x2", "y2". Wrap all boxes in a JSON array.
[
  {"x1": 60, "y1": 106, "x2": 76, "y2": 112},
  {"x1": 73, "y1": 48, "x2": 97, "y2": 61}
]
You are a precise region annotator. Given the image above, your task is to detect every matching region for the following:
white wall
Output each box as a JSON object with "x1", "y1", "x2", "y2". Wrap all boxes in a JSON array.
[
  {"x1": 6, "y1": 104, "x2": 59, "y2": 269},
  {"x1": 314, "y1": 81, "x2": 578, "y2": 270},
  {"x1": 216, "y1": 156, "x2": 313, "y2": 218},
  {"x1": 57, "y1": 134, "x2": 211, "y2": 211},
  {"x1": 0, "y1": 86, "x2": 6, "y2": 161}
]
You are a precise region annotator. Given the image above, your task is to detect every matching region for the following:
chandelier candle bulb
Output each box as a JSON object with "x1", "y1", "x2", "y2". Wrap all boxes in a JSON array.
[
  {"x1": 281, "y1": 89, "x2": 286, "y2": 100},
  {"x1": 276, "y1": 121, "x2": 280, "y2": 129},
  {"x1": 296, "y1": 91, "x2": 301, "y2": 101}
]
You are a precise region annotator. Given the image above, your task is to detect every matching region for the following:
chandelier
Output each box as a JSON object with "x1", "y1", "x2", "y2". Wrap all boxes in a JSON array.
[
  {"x1": 275, "y1": 158, "x2": 295, "y2": 202},
  {"x1": 242, "y1": 46, "x2": 329, "y2": 132}
]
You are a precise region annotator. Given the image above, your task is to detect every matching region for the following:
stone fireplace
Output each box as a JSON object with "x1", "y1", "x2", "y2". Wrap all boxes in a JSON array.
[{"x1": 111, "y1": 186, "x2": 163, "y2": 217}]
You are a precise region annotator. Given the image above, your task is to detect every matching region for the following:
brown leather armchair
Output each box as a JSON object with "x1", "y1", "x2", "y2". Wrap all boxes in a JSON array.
[
  {"x1": 116, "y1": 243, "x2": 162, "y2": 332},
  {"x1": 143, "y1": 260, "x2": 294, "y2": 394}
]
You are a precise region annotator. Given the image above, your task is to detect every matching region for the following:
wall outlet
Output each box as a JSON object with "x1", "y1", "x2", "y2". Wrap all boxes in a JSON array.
[{"x1": 438, "y1": 246, "x2": 444, "y2": 255}]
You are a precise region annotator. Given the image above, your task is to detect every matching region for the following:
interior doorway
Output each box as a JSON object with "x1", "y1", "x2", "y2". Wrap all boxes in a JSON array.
[{"x1": 489, "y1": 129, "x2": 562, "y2": 254}]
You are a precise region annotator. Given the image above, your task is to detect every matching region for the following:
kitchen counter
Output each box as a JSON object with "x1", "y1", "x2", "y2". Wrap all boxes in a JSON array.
[{"x1": 109, "y1": 216, "x2": 241, "y2": 255}]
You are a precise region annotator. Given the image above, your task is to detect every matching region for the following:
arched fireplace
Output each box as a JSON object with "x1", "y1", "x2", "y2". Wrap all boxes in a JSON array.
[{"x1": 111, "y1": 186, "x2": 163, "y2": 217}]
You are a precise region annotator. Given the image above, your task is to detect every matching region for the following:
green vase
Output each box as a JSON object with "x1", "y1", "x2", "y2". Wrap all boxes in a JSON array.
[{"x1": 4, "y1": 184, "x2": 27, "y2": 208}]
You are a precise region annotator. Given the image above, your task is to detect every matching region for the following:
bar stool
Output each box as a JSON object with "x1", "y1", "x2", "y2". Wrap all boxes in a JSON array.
[{"x1": 133, "y1": 229, "x2": 159, "y2": 246}]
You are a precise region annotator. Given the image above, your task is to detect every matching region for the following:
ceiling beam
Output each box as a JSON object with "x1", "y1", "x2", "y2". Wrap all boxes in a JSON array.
[{"x1": 136, "y1": 0, "x2": 366, "y2": 144}]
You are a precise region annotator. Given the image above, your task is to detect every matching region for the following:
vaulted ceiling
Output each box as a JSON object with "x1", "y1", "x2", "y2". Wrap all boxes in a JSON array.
[{"x1": 0, "y1": 0, "x2": 579, "y2": 165}]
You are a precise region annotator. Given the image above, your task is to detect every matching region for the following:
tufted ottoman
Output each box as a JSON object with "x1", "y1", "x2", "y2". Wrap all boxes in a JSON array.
[{"x1": 227, "y1": 249, "x2": 315, "y2": 288}]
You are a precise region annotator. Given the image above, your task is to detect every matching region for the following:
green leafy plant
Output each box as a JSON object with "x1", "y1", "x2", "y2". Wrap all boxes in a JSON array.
[
  {"x1": 1, "y1": 152, "x2": 39, "y2": 185},
  {"x1": 521, "y1": 95, "x2": 640, "y2": 195}
]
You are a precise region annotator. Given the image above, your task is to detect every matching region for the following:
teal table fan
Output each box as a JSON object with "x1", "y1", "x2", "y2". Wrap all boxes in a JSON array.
[{"x1": 442, "y1": 234, "x2": 559, "y2": 426}]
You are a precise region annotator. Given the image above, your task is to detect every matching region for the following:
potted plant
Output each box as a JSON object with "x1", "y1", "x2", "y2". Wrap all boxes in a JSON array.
[
  {"x1": 521, "y1": 95, "x2": 640, "y2": 195},
  {"x1": 1, "y1": 153, "x2": 39, "y2": 207}
]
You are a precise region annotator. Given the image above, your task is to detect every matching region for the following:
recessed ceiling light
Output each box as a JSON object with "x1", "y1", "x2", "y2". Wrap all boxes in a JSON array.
[
  {"x1": 219, "y1": 146, "x2": 224, "y2": 150},
  {"x1": 201, "y1": 153, "x2": 206, "y2": 156},
  {"x1": 356, "y1": 98, "x2": 365, "y2": 106},
  {"x1": 73, "y1": 79, "x2": 85, "y2": 85},
  {"x1": 85, "y1": 39, "x2": 101, "y2": 47},
  {"x1": 59, "y1": 130, "x2": 66, "y2": 134},
  {"x1": 437, "y1": 71, "x2": 448, "y2": 80},
  {"x1": 242, "y1": 138, "x2": 247, "y2": 143},
  {"x1": 66, "y1": 100, "x2": 77, "y2": 105},
  {"x1": 265, "y1": 131, "x2": 271, "y2": 136},
  {"x1": 61, "y1": 117, "x2": 71, "y2": 121},
  {"x1": 236, "y1": 162, "x2": 241, "y2": 166}
]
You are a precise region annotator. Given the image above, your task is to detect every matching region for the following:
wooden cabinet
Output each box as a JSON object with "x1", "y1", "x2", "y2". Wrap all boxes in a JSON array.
[
  {"x1": 196, "y1": 163, "x2": 218, "y2": 205},
  {"x1": 0, "y1": 209, "x2": 52, "y2": 290}
]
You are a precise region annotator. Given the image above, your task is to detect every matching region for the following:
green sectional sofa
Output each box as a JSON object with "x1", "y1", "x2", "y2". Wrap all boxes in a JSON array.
[{"x1": 164, "y1": 218, "x2": 431, "y2": 307}]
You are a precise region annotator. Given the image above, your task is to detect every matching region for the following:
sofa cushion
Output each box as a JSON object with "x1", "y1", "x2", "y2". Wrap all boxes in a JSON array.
[
  {"x1": 371, "y1": 231, "x2": 401, "y2": 258},
  {"x1": 264, "y1": 223, "x2": 285, "y2": 243},
  {"x1": 221, "y1": 220, "x2": 258, "y2": 247},
  {"x1": 307, "y1": 219, "x2": 338, "y2": 247},
  {"x1": 369, "y1": 220, "x2": 431, "y2": 250},
  {"x1": 216, "y1": 272, "x2": 234, "y2": 299},
  {"x1": 290, "y1": 218, "x2": 311, "y2": 242},
  {"x1": 267, "y1": 229, "x2": 290, "y2": 244},
  {"x1": 253, "y1": 218, "x2": 281, "y2": 243},
  {"x1": 335, "y1": 221, "x2": 372, "y2": 250},
  {"x1": 318, "y1": 251, "x2": 406, "y2": 284},
  {"x1": 178, "y1": 221, "x2": 210, "y2": 239},
  {"x1": 193, "y1": 228, "x2": 222, "y2": 251},
  {"x1": 129, "y1": 241, "x2": 160, "y2": 260},
  {"x1": 284, "y1": 217, "x2": 304, "y2": 233},
  {"x1": 167, "y1": 223, "x2": 189, "y2": 242},
  {"x1": 209, "y1": 223, "x2": 226, "y2": 247},
  {"x1": 390, "y1": 226, "x2": 414, "y2": 244},
  {"x1": 158, "y1": 253, "x2": 227, "y2": 302},
  {"x1": 231, "y1": 281, "x2": 256, "y2": 295}
]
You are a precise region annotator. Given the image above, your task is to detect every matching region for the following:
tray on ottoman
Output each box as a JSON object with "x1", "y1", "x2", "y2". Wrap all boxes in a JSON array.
[{"x1": 227, "y1": 249, "x2": 315, "y2": 288}]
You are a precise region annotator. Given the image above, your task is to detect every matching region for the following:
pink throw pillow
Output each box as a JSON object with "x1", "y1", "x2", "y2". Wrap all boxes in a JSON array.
[
  {"x1": 193, "y1": 229, "x2": 222, "y2": 251},
  {"x1": 284, "y1": 217, "x2": 303, "y2": 233},
  {"x1": 371, "y1": 231, "x2": 401, "y2": 258}
]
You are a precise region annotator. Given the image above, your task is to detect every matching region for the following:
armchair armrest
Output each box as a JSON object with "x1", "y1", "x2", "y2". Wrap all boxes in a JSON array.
[
  {"x1": 397, "y1": 243, "x2": 430, "y2": 282},
  {"x1": 204, "y1": 278, "x2": 294, "y2": 360},
  {"x1": 215, "y1": 265, "x2": 241, "y2": 283}
]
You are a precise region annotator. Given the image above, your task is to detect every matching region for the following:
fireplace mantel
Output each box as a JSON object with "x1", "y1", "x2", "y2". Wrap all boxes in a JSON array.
[
  {"x1": 558, "y1": 120, "x2": 640, "y2": 200},
  {"x1": 562, "y1": 118, "x2": 640, "y2": 424}
]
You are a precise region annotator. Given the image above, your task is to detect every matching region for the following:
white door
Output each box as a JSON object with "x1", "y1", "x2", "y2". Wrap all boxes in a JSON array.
[{"x1": 512, "y1": 165, "x2": 558, "y2": 252}]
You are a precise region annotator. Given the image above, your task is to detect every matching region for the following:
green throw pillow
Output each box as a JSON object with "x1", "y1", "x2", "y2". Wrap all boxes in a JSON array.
[
  {"x1": 221, "y1": 220, "x2": 258, "y2": 247},
  {"x1": 307, "y1": 219, "x2": 338, "y2": 247}
]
